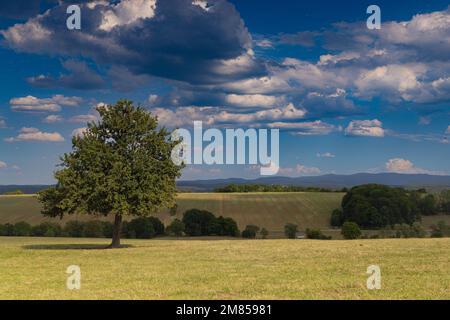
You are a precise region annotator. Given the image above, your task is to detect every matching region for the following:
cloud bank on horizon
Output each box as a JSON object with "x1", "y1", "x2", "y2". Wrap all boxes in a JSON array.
[{"x1": 0, "y1": 0, "x2": 449, "y2": 183}]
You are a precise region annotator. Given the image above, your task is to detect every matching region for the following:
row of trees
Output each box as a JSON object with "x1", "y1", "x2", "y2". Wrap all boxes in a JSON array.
[
  {"x1": 0, "y1": 217, "x2": 166, "y2": 239},
  {"x1": 330, "y1": 184, "x2": 450, "y2": 229},
  {"x1": 214, "y1": 184, "x2": 343, "y2": 193}
]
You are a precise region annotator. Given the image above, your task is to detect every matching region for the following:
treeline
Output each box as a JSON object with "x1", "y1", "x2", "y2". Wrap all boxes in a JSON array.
[
  {"x1": 214, "y1": 184, "x2": 344, "y2": 193},
  {"x1": 0, "y1": 217, "x2": 166, "y2": 239},
  {"x1": 331, "y1": 184, "x2": 450, "y2": 229}
]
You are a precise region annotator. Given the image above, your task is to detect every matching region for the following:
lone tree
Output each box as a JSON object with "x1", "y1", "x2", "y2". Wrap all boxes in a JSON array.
[{"x1": 38, "y1": 100, "x2": 183, "y2": 248}]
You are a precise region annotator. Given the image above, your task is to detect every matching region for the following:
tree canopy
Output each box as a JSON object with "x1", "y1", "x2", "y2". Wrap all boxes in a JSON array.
[{"x1": 38, "y1": 100, "x2": 183, "y2": 247}]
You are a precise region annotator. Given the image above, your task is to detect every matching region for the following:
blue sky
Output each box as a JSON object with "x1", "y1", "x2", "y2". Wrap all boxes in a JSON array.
[{"x1": 0, "y1": 0, "x2": 449, "y2": 184}]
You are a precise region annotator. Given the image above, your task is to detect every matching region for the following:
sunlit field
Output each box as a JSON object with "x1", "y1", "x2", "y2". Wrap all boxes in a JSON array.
[{"x1": 0, "y1": 236, "x2": 449, "y2": 300}]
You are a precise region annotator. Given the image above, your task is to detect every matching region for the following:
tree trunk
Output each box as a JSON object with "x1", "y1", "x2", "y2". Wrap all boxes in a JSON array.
[{"x1": 109, "y1": 214, "x2": 123, "y2": 248}]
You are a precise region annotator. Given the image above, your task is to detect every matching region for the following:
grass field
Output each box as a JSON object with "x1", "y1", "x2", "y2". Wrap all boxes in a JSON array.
[
  {"x1": 1, "y1": 193, "x2": 450, "y2": 239},
  {"x1": 0, "y1": 236, "x2": 449, "y2": 299},
  {"x1": 0, "y1": 193, "x2": 344, "y2": 233}
]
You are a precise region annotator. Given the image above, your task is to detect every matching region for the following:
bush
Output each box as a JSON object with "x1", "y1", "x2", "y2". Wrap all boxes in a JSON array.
[
  {"x1": 341, "y1": 222, "x2": 361, "y2": 239},
  {"x1": 215, "y1": 216, "x2": 240, "y2": 237},
  {"x1": 64, "y1": 221, "x2": 85, "y2": 237},
  {"x1": 13, "y1": 222, "x2": 32, "y2": 236},
  {"x1": 169, "y1": 204, "x2": 178, "y2": 216},
  {"x1": 127, "y1": 217, "x2": 156, "y2": 239},
  {"x1": 147, "y1": 217, "x2": 165, "y2": 236},
  {"x1": 284, "y1": 223, "x2": 298, "y2": 239},
  {"x1": 182, "y1": 209, "x2": 217, "y2": 236},
  {"x1": 430, "y1": 221, "x2": 450, "y2": 238},
  {"x1": 341, "y1": 184, "x2": 420, "y2": 228},
  {"x1": 330, "y1": 209, "x2": 344, "y2": 227},
  {"x1": 166, "y1": 219, "x2": 185, "y2": 236},
  {"x1": 242, "y1": 225, "x2": 259, "y2": 239},
  {"x1": 31, "y1": 222, "x2": 62, "y2": 237},
  {"x1": 417, "y1": 194, "x2": 438, "y2": 216},
  {"x1": 82, "y1": 221, "x2": 106, "y2": 238},
  {"x1": 0, "y1": 223, "x2": 15, "y2": 236},
  {"x1": 260, "y1": 228, "x2": 269, "y2": 239},
  {"x1": 305, "y1": 228, "x2": 331, "y2": 240}
]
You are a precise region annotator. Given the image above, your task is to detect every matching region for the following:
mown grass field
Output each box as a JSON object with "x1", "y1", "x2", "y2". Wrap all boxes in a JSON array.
[
  {"x1": 1, "y1": 193, "x2": 449, "y2": 239},
  {"x1": 0, "y1": 193, "x2": 344, "y2": 234},
  {"x1": 0, "y1": 236, "x2": 449, "y2": 299}
]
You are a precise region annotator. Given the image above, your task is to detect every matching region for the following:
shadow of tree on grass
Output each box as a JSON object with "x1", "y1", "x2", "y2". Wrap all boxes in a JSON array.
[{"x1": 22, "y1": 244, "x2": 134, "y2": 250}]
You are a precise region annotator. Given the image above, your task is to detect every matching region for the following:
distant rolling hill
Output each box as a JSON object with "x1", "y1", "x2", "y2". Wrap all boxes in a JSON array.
[
  {"x1": 2, "y1": 173, "x2": 450, "y2": 194},
  {"x1": 178, "y1": 173, "x2": 450, "y2": 191}
]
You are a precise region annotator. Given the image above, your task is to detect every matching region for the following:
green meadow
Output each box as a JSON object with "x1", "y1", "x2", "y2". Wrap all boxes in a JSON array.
[{"x1": 0, "y1": 236, "x2": 449, "y2": 299}]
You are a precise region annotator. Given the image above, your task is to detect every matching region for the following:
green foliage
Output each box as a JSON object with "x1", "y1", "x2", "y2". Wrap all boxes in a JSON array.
[
  {"x1": 417, "y1": 194, "x2": 438, "y2": 216},
  {"x1": 181, "y1": 209, "x2": 239, "y2": 237},
  {"x1": 82, "y1": 221, "x2": 106, "y2": 238},
  {"x1": 166, "y1": 219, "x2": 185, "y2": 236},
  {"x1": 242, "y1": 225, "x2": 259, "y2": 239},
  {"x1": 330, "y1": 209, "x2": 344, "y2": 227},
  {"x1": 0, "y1": 223, "x2": 15, "y2": 236},
  {"x1": 215, "y1": 216, "x2": 240, "y2": 237},
  {"x1": 31, "y1": 222, "x2": 62, "y2": 237},
  {"x1": 341, "y1": 222, "x2": 361, "y2": 239},
  {"x1": 126, "y1": 217, "x2": 156, "y2": 239},
  {"x1": 3, "y1": 189, "x2": 24, "y2": 195},
  {"x1": 305, "y1": 228, "x2": 331, "y2": 240},
  {"x1": 341, "y1": 184, "x2": 420, "y2": 228},
  {"x1": 284, "y1": 223, "x2": 298, "y2": 239},
  {"x1": 430, "y1": 221, "x2": 450, "y2": 238},
  {"x1": 64, "y1": 221, "x2": 85, "y2": 237},
  {"x1": 214, "y1": 184, "x2": 335, "y2": 193},
  {"x1": 392, "y1": 223, "x2": 426, "y2": 238},
  {"x1": 169, "y1": 204, "x2": 178, "y2": 216},
  {"x1": 37, "y1": 100, "x2": 183, "y2": 246},
  {"x1": 438, "y1": 190, "x2": 450, "y2": 214},
  {"x1": 13, "y1": 222, "x2": 32, "y2": 236},
  {"x1": 260, "y1": 228, "x2": 269, "y2": 239}
]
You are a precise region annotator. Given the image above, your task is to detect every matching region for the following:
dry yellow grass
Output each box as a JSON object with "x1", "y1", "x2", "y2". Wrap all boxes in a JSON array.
[{"x1": 0, "y1": 236, "x2": 449, "y2": 299}]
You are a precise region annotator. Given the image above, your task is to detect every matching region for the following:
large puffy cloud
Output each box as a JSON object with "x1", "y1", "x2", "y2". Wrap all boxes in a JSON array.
[
  {"x1": 1, "y1": 0, "x2": 263, "y2": 84},
  {"x1": 10, "y1": 95, "x2": 82, "y2": 112},
  {"x1": 345, "y1": 119, "x2": 384, "y2": 137},
  {"x1": 5, "y1": 127, "x2": 64, "y2": 142},
  {"x1": 385, "y1": 158, "x2": 442, "y2": 175},
  {"x1": 151, "y1": 103, "x2": 307, "y2": 127}
]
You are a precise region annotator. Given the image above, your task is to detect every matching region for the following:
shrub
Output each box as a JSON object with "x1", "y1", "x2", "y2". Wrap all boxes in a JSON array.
[
  {"x1": 0, "y1": 223, "x2": 15, "y2": 236},
  {"x1": 31, "y1": 222, "x2": 62, "y2": 237},
  {"x1": 82, "y1": 221, "x2": 106, "y2": 238},
  {"x1": 284, "y1": 223, "x2": 298, "y2": 239},
  {"x1": 430, "y1": 221, "x2": 450, "y2": 238},
  {"x1": 64, "y1": 221, "x2": 85, "y2": 237},
  {"x1": 215, "y1": 216, "x2": 239, "y2": 237},
  {"x1": 166, "y1": 219, "x2": 185, "y2": 236},
  {"x1": 182, "y1": 209, "x2": 217, "y2": 236},
  {"x1": 341, "y1": 222, "x2": 361, "y2": 239},
  {"x1": 340, "y1": 184, "x2": 420, "y2": 228},
  {"x1": 13, "y1": 222, "x2": 32, "y2": 236},
  {"x1": 417, "y1": 194, "x2": 438, "y2": 216},
  {"x1": 147, "y1": 217, "x2": 165, "y2": 236},
  {"x1": 305, "y1": 228, "x2": 331, "y2": 240},
  {"x1": 242, "y1": 225, "x2": 259, "y2": 239},
  {"x1": 260, "y1": 228, "x2": 269, "y2": 239},
  {"x1": 101, "y1": 221, "x2": 114, "y2": 238},
  {"x1": 169, "y1": 204, "x2": 178, "y2": 216},
  {"x1": 127, "y1": 217, "x2": 156, "y2": 239},
  {"x1": 330, "y1": 209, "x2": 344, "y2": 227}
]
